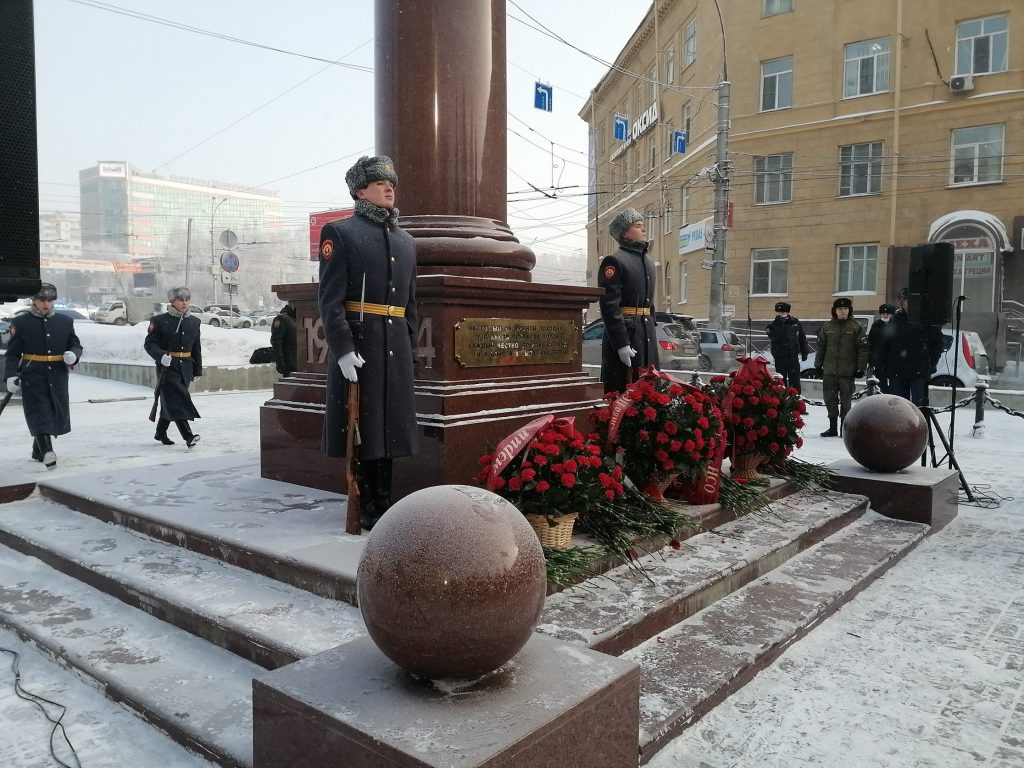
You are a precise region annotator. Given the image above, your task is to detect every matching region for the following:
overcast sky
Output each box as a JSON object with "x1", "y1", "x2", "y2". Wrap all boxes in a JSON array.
[{"x1": 33, "y1": 0, "x2": 653, "y2": 269}]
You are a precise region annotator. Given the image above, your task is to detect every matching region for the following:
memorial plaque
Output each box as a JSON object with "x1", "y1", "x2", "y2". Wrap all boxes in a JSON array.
[{"x1": 454, "y1": 318, "x2": 577, "y2": 367}]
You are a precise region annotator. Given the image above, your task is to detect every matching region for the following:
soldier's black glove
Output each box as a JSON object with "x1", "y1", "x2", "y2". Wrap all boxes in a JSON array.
[{"x1": 801, "y1": 353, "x2": 808, "y2": 362}]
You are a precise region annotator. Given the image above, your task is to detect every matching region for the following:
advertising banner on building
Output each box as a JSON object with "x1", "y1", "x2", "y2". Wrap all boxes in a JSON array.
[
  {"x1": 309, "y1": 208, "x2": 354, "y2": 261},
  {"x1": 679, "y1": 217, "x2": 713, "y2": 255}
]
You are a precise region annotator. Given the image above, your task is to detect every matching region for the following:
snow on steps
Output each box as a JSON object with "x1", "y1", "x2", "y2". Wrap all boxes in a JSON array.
[
  {"x1": 0, "y1": 496, "x2": 366, "y2": 670},
  {"x1": 0, "y1": 544, "x2": 257, "y2": 768}
]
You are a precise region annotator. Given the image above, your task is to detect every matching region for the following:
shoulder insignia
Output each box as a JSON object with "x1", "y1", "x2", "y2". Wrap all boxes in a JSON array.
[
  {"x1": 148, "y1": 322, "x2": 155, "y2": 333},
  {"x1": 320, "y1": 240, "x2": 334, "y2": 260},
  {"x1": 603, "y1": 265, "x2": 617, "y2": 279},
  {"x1": 272, "y1": 318, "x2": 280, "y2": 328}
]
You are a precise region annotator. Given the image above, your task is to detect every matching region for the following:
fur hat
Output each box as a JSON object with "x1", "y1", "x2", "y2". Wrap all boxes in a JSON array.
[
  {"x1": 878, "y1": 303, "x2": 896, "y2": 314},
  {"x1": 774, "y1": 301, "x2": 791, "y2": 313},
  {"x1": 832, "y1": 297, "x2": 853, "y2": 310},
  {"x1": 345, "y1": 155, "x2": 398, "y2": 200},
  {"x1": 168, "y1": 286, "x2": 192, "y2": 301},
  {"x1": 608, "y1": 208, "x2": 644, "y2": 243},
  {"x1": 33, "y1": 282, "x2": 58, "y2": 301}
]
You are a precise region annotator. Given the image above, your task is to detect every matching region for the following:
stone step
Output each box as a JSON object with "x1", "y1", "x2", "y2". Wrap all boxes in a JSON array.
[
  {"x1": 627, "y1": 511, "x2": 927, "y2": 764},
  {"x1": 538, "y1": 487, "x2": 869, "y2": 656},
  {"x1": 35, "y1": 453, "x2": 364, "y2": 603},
  {"x1": 0, "y1": 544, "x2": 260, "y2": 768},
  {"x1": 0, "y1": 496, "x2": 366, "y2": 669}
]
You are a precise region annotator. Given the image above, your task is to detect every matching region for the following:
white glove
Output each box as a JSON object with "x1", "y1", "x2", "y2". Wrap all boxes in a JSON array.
[
  {"x1": 338, "y1": 351, "x2": 365, "y2": 383},
  {"x1": 617, "y1": 345, "x2": 637, "y2": 367},
  {"x1": 63, "y1": 351, "x2": 77, "y2": 365},
  {"x1": 160, "y1": 353, "x2": 172, "y2": 367},
  {"x1": 5, "y1": 377, "x2": 20, "y2": 394}
]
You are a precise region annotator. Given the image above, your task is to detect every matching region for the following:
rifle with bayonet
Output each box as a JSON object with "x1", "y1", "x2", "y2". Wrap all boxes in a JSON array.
[
  {"x1": 149, "y1": 313, "x2": 185, "y2": 422},
  {"x1": 344, "y1": 275, "x2": 366, "y2": 535}
]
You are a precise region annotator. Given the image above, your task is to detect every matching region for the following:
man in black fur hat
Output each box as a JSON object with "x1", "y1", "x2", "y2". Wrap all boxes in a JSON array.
[
  {"x1": 5, "y1": 282, "x2": 83, "y2": 469},
  {"x1": 766, "y1": 301, "x2": 810, "y2": 394},
  {"x1": 867, "y1": 302, "x2": 897, "y2": 393},
  {"x1": 318, "y1": 155, "x2": 418, "y2": 531},
  {"x1": 597, "y1": 207, "x2": 659, "y2": 394}
]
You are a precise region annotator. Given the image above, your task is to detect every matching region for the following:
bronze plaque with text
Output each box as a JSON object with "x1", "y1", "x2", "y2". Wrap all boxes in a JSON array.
[{"x1": 454, "y1": 318, "x2": 578, "y2": 367}]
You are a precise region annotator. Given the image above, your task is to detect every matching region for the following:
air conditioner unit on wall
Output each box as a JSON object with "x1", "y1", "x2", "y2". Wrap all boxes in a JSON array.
[{"x1": 949, "y1": 75, "x2": 975, "y2": 94}]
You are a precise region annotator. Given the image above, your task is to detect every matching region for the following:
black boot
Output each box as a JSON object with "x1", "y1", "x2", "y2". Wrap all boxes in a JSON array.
[
  {"x1": 40, "y1": 435, "x2": 57, "y2": 469},
  {"x1": 820, "y1": 417, "x2": 839, "y2": 438},
  {"x1": 374, "y1": 459, "x2": 393, "y2": 520},
  {"x1": 175, "y1": 419, "x2": 201, "y2": 448},
  {"x1": 31, "y1": 436, "x2": 43, "y2": 462},
  {"x1": 154, "y1": 418, "x2": 175, "y2": 445},
  {"x1": 358, "y1": 460, "x2": 381, "y2": 531}
]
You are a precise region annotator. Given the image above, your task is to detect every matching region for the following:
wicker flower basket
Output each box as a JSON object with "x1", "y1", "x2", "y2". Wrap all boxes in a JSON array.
[
  {"x1": 731, "y1": 452, "x2": 767, "y2": 481},
  {"x1": 642, "y1": 475, "x2": 677, "y2": 505},
  {"x1": 525, "y1": 512, "x2": 579, "y2": 550}
]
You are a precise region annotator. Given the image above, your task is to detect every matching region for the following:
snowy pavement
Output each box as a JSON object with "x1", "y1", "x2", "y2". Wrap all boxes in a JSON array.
[{"x1": 1, "y1": 374, "x2": 1024, "y2": 766}]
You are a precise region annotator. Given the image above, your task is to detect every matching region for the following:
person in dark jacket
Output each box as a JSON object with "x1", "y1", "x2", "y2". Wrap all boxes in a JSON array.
[
  {"x1": 318, "y1": 155, "x2": 418, "y2": 531},
  {"x1": 144, "y1": 286, "x2": 203, "y2": 447},
  {"x1": 882, "y1": 289, "x2": 943, "y2": 407},
  {"x1": 4, "y1": 283, "x2": 82, "y2": 469},
  {"x1": 270, "y1": 303, "x2": 297, "y2": 376},
  {"x1": 816, "y1": 297, "x2": 867, "y2": 437},
  {"x1": 766, "y1": 301, "x2": 810, "y2": 394},
  {"x1": 867, "y1": 303, "x2": 896, "y2": 393},
  {"x1": 598, "y1": 208, "x2": 660, "y2": 395}
]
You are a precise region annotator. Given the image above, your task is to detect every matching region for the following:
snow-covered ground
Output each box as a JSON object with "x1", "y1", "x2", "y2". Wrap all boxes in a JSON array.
[{"x1": 1, "y1": 369, "x2": 1024, "y2": 766}]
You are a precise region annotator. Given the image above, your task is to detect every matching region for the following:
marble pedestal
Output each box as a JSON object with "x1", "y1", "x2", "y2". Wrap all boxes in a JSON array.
[
  {"x1": 828, "y1": 459, "x2": 959, "y2": 533},
  {"x1": 253, "y1": 635, "x2": 640, "y2": 768}
]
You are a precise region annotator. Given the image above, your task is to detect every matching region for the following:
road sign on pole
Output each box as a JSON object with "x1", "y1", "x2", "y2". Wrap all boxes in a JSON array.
[
  {"x1": 613, "y1": 115, "x2": 629, "y2": 141},
  {"x1": 534, "y1": 82, "x2": 553, "y2": 112},
  {"x1": 673, "y1": 130, "x2": 688, "y2": 154}
]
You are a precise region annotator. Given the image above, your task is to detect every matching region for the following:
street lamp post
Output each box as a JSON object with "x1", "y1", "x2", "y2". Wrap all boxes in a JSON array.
[{"x1": 209, "y1": 196, "x2": 227, "y2": 305}]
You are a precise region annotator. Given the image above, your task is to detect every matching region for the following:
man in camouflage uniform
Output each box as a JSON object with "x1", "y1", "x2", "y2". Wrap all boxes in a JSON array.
[{"x1": 815, "y1": 297, "x2": 867, "y2": 437}]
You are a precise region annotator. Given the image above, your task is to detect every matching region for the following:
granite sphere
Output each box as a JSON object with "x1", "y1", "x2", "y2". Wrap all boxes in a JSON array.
[
  {"x1": 842, "y1": 394, "x2": 928, "y2": 472},
  {"x1": 356, "y1": 484, "x2": 548, "y2": 681}
]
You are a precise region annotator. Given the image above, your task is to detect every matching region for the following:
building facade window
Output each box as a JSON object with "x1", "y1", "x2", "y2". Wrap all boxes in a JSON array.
[
  {"x1": 843, "y1": 38, "x2": 890, "y2": 98},
  {"x1": 763, "y1": 0, "x2": 793, "y2": 16},
  {"x1": 678, "y1": 260, "x2": 688, "y2": 303},
  {"x1": 665, "y1": 47, "x2": 675, "y2": 86},
  {"x1": 760, "y1": 56, "x2": 793, "y2": 111},
  {"x1": 648, "y1": 65, "x2": 658, "y2": 104},
  {"x1": 943, "y1": 225, "x2": 997, "y2": 311},
  {"x1": 839, "y1": 141, "x2": 883, "y2": 196},
  {"x1": 680, "y1": 184, "x2": 690, "y2": 224},
  {"x1": 664, "y1": 204, "x2": 673, "y2": 235},
  {"x1": 754, "y1": 154, "x2": 793, "y2": 204},
  {"x1": 836, "y1": 243, "x2": 877, "y2": 293},
  {"x1": 951, "y1": 124, "x2": 1004, "y2": 185},
  {"x1": 682, "y1": 102, "x2": 691, "y2": 137},
  {"x1": 646, "y1": 210, "x2": 657, "y2": 240},
  {"x1": 751, "y1": 248, "x2": 789, "y2": 295},
  {"x1": 956, "y1": 15, "x2": 1008, "y2": 76},
  {"x1": 684, "y1": 19, "x2": 697, "y2": 67}
]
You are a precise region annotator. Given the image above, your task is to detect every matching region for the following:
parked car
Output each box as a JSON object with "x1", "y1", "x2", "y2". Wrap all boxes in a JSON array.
[
  {"x1": 251, "y1": 309, "x2": 281, "y2": 327},
  {"x1": 190, "y1": 307, "x2": 251, "y2": 328},
  {"x1": 697, "y1": 328, "x2": 746, "y2": 372},
  {"x1": 581, "y1": 319, "x2": 700, "y2": 372},
  {"x1": 653, "y1": 312, "x2": 699, "y2": 336}
]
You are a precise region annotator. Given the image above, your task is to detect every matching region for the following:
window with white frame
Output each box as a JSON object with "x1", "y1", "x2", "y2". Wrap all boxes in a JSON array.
[
  {"x1": 682, "y1": 102, "x2": 692, "y2": 140},
  {"x1": 754, "y1": 154, "x2": 793, "y2": 204},
  {"x1": 649, "y1": 135, "x2": 657, "y2": 172},
  {"x1": 665, "y1": 47, "x2": 676, "y2": 85},
  {"x1": 763, "y1": 0, "x2": 793, "y2": 16},
  {"x1": 836, "y1": 244, "x2": 877, "y2": 293},
  {"x1": 664, "y1": 204, "x2": 673, "y2": 235},
  {"x1": 839, "y1": 141, "x2": 883, "y2": 196},
  {"x1": 684, "y1": 19, "x2": 697, "y2": 67},
  {"x1": 666, "y1": 120, "x2": 675, "y2": 159},
  {"x1": 648, "y1": 65, "x2": 657, "y2": 104},
  {"x1": 956, "y1": 15, "x2": 1008, "y2": 76},
  {"x1": 843, "y1": 38, "x2": 890, "y2": 97},
  {"x1": 750, "y1": 248, "x2": 789, "y2": 295},
  {"x1": 678, "y1": 260, "x2": 688, "y2": 303},
  {"x1": 680, "y1": 184, "x2": 690, "y2": 224},
  {"x1": 761, "y1": 57, "x2": 793, "y2": 111},
  {"x1": 646, "y1": 211, "x2": 656, "y2": 239},
  {"x1": 951, "y1": 124, "x2": 1004, "y2": 185},
  {"x1": 664, "y1": 262, "x2": 672, "y2": 305}
]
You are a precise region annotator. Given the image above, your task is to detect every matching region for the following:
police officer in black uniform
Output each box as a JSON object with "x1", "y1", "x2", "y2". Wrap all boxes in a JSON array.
[
  {"x1": 5, "y1": 283, "x2": 83, "y2": 469},
  {"x1": 598, "y1": 208, "x2": 660, "y2": 395},
  {"x1": 318, "y1": 155, "x2": 418, "y2": 531},
  {"x1": 144, "y1": 286, "x2": 202, "y2": 447},
  {"x1": 867, "y1": 302, "x2": 897, "y2": 393},
  {"x1": 766, "y1": 301, "x2": 811, "y2": 394}
]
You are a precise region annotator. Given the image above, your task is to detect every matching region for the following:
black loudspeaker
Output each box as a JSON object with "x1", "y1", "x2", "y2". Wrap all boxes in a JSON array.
[
  {"x1": 907, "y1": 242, "x2": 954, "y2": 326},
  {"x1": 0, "y1": 1, "x2": 41, "y2": 301}
]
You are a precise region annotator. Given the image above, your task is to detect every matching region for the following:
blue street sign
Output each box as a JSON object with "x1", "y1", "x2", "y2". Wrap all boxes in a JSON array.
[
  {"x1": 534, "y1": 82, "x2": 553, "y2": 112},
  {"x1": 673, "y1": 130, "x2": 688, "y2": 154},
  {"x1": 613, "y1": 114, "x2": 629, "y2": 142}
]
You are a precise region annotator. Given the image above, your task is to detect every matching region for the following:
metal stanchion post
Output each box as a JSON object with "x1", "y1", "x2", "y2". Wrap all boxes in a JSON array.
[{"x1": 972, "y1": 380, "x2": 988, "y2": 439}]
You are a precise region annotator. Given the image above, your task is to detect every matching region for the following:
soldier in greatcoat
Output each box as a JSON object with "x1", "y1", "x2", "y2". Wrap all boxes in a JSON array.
[
  {"x1": 598, "y1": 208, "x2": 660, "y2": 395},
  {"x1": 144, "y1": 286, "x2": 203, "y2": 447},
  {"x1": 270, "y1": 303, "x2": 297, "y2": 376},
  {"x1": 4, "y1": 282, "x2": 83, "y2": 469},
  {"x1": 318, "y1": 155, "x2": 418, "y2": 530}
]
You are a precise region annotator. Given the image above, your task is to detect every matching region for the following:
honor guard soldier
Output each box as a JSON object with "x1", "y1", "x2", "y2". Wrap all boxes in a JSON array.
[
  {"x1": 598, "y1": 208, "x2": 660, "y2": 395},
  {"x1": 144, "y1": 286, "x2": 203, "y2": 447},
  {"x1": 4, "y1": 283, "x2": 83, "y2": 469},
  {"x1": 318, "y1": 155, "x2": 418, "y2": 531},
  {"x1": 270, "y1": 303, "x2": 298, "y2": 377}
]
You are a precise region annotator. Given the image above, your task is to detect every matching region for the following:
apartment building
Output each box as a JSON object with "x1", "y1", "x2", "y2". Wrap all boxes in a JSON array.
[{"x1": 582, "y1": 0, "x2": 1022, "y2": 361}]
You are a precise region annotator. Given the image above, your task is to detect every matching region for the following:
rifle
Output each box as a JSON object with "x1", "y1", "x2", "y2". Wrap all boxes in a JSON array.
[
  {"x1": 344, "y1": 273, "x2": 367, "y2": 535},
  {"x1": 149, "y1": 313, "x2": 185, "y2": 422}
]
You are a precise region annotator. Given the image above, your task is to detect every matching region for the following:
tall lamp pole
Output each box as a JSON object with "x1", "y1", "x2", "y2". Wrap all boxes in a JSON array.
[{"x1": 209, "y1": 196, "x2": 227, "y2": 305}]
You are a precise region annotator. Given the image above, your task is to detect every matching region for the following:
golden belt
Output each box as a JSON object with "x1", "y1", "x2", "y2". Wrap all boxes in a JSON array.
[
  {"x1": 22, "y1": 354, "x2": 63, "y2": 362},
  {"x1": 621, "y1": 307, "x2": 651, "y2": 316},
  {"x1": 170, "y1": 351, "x2": 192, "y2": 358},
  {"x1": 344, "y1": 301, "x2": 406, "y2": 318}
]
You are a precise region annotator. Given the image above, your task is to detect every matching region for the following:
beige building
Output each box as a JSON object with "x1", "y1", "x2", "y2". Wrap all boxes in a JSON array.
[{"x1": 582, "y1": 0, "x2": 1023, "y2": 362}]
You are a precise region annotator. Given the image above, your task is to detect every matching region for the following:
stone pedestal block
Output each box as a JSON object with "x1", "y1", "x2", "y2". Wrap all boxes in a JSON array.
[
  {"x1": 253, "y1": 635, "x2": 640, "y2": 768},
  {"x1": 828, "y1": 459, "x2": 959, "y2": 533}
]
